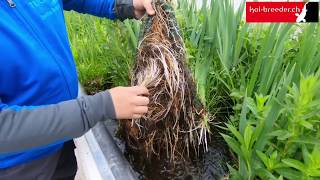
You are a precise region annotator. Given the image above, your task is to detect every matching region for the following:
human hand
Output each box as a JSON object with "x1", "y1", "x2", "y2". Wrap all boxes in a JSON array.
[
  {"x1": 133, "y1": 0, "x2": 155, "y2": 19},
  {"x1": 109, "y1": 86, "x2": 150, "y2": 119}
]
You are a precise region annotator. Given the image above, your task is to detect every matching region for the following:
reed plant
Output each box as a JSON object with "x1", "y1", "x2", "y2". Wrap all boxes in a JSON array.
[{"x1": 66, "y1": 0, "x2": 320, "y2": 178}]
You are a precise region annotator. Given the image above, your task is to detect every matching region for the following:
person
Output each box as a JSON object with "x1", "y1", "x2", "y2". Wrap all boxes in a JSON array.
[{"x1": 0, "y1": 0, "x2": 155, "y2": 179}]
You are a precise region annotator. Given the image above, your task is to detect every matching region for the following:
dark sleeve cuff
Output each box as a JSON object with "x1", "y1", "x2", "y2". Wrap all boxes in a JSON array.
[{"x1": 114, "y1": 0, "x2": 135, "y2": 21}]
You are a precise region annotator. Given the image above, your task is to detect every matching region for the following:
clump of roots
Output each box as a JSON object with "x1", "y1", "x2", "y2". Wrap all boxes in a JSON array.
[{"x1": 121, "y1": 0, "x2": 212, "y2": 162}]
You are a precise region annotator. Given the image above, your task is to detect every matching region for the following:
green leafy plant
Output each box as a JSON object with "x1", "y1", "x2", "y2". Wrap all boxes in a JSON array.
[
  {"x1": 65, "y1": 0, "x2": 320, "y2": 178},
  {"x1": 65, "y1": 12, "x2": 134, "y2": 93}
]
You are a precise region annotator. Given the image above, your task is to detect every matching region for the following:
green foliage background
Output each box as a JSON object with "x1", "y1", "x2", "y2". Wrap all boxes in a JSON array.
[{"x1": 66, "y1": 0, "x2": 320, "y2": 179}]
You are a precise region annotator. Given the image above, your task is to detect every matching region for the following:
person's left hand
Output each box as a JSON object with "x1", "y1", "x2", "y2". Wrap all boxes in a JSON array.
[{"x1": 133, "y1": 0, "x2": 155, "y2": 19}]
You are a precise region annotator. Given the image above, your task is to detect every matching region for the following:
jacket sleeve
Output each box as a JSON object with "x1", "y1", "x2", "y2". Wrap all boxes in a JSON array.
[
  {"x1": 0, "y1": 91, "x2": 116, "y2": 153},
  {"x1": 62, "y1": 0, "x2": 135, "y2": 20}
]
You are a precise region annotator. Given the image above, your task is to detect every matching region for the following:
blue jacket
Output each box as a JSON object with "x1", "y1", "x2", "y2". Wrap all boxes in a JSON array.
[{"x1": 0, "y1": 0, "x2": 116, "y2": 169}]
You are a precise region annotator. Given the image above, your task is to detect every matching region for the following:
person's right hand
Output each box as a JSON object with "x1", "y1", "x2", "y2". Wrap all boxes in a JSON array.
[{"x1": 109, "y1": 86, "x2": 150, "y2": 119}]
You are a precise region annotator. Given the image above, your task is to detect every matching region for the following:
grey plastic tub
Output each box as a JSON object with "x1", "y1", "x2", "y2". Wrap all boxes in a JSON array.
[{"x1": 78, "y1": 84, "x2": 137, "y2": 180}]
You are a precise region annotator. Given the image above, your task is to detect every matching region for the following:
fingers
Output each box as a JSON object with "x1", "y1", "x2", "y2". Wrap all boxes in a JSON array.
[
  {"x1": 132, "y1": 86, "x2": 149, "y2": 96},
  {"x1": 132, "y1": 88, "x2": 149, "y2": 119},
  {"x1": 144, "y1": 0, "x2": 155, "y2": 15},
  {"x1": 134, "y1": 10, "x2": 145, "y2": 19},
  {"x1": 133, "y1": 96, "x2": 150, "y2": 106},
  {"x1": 109, "y1": 86, "x2": 151, "y2": 120},
  {"x1": 134, "y1": 106, "x2": 149, "y2": 114},
  {"x1": 132, "y1": 107, "x2": 148, "y2": 119},
  {"x1": 133, "y1": 0, "x2": 155, "y2": 19},
  {"x1": 132, "y1": 114, "x2": 143, "y2": 119}
]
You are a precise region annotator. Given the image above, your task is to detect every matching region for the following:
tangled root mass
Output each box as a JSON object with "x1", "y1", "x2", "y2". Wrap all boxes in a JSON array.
[{"x1": 121, "y1": 0, "x2": 211, "y2": 162}]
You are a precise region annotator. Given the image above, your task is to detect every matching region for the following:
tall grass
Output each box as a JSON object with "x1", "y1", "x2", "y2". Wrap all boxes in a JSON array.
[
  {"x1": 174, "y1": 0, "x2": 320, "y2": 178},
  {"x1": 65, "y1": 12, "x2": 135, "y2": 93}
]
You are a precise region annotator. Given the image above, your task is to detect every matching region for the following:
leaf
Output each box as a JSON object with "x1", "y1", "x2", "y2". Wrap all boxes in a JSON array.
[
  {"x1": 221, "y1": 134, "x2": 242, "y2": 156},
  {"x1": 292, "y1": 137, "x2": 320, "y2": 146},
  {"x1": 227, "y1": 164, "x2": 243, "y2": 180},
  {"x1": 308, "y1": 169, "x2": 320, "y2": 177},
  {"x1": 255, "y1": 168, "x2": 278, "y2": 180},
  {"x1": 230, "y1": 90, "x2": 243, "y2": 99},
  {"x1": 247, "y1": 97, "x2": 257, "y2": 115},
  {"x1": 282, "y1": 159, "x2": 306, "y2": 172},
  {"x1": 124, "y1": 20, "x2": 138, "y2": 48},
  {"x1": 274, "y1": 162, "x2": 288, "y2": 170},
  {"x1": 225, "y1": 123, "x2": 244, "y2": 144},
  {"x1": 302, "y1": 145, "x2": 311, "y2": 165},
  {"x1": 275, "y1": 167, "x2": 302, "y2": 180},
  {"x1": 298, "y1": 119, "x2": 314, "y2": 130},
  {"x1": 195, "y1": 57, "x2": 211, "y2": 105},
  {"x1": 268, "y1": 130, "x2": 292, "y2": 141},
  {"x1": 244, "y1": 124, "x2": 254, "y2": 149},
  {"x1": 256, "y1": 150, "x2": 270, "y2": 169},
  {"x1": 271, "y1": 151, "x2": 278, "y2": 162},
  {"x1": 255, "y1": 94, "x2": 269, "y2": 112},
  {"x1": 255, "y1": 65, "x2": 295, "y2": 150},
  {"x1": 239, "y1": 96, "x2": 249, "y2": 134},
  {"x1": 252, "y1": 119, "x2": 265, "y2": 147}
]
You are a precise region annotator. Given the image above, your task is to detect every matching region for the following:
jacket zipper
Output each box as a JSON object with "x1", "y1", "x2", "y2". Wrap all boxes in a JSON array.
[{"x1": 6, "y1": 0, "x2": 16, "y2": 8}]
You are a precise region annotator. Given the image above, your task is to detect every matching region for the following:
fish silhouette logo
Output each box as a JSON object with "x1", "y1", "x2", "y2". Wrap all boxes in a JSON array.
[
  {"x1": 295, "y1": 2, "x2": 319, "y2": 23},
  {"x1": 295, "y1": 2, "x2": 308, "y2": 23}
]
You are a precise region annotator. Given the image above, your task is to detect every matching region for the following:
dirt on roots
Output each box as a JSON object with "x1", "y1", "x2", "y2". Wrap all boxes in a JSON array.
[{"x1": 120, "y1": 0, "x2": 213, "y2": 164}]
